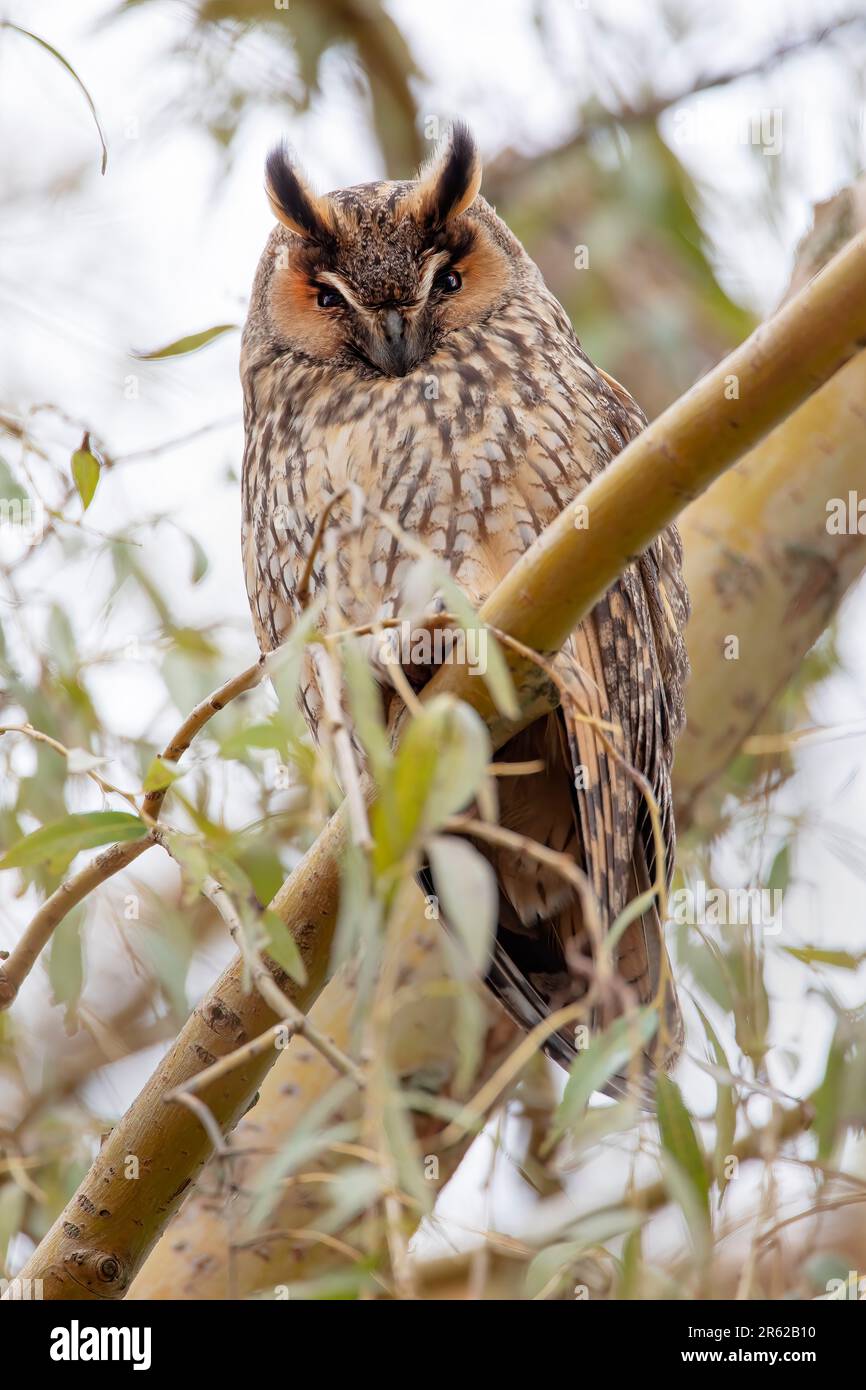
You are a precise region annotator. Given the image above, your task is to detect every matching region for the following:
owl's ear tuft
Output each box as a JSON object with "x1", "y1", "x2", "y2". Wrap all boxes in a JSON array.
[
  {"x1": 403, "y1": 122, "x2": 481, "y2": 229},
  {"x1": 265, "y1": 142, "x2": 334, "y2": 243}
]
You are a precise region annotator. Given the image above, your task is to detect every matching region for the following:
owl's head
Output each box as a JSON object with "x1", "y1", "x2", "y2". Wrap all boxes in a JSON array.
[{"x1": 246, "y1": 124, "x2": 528, "y2": 379}]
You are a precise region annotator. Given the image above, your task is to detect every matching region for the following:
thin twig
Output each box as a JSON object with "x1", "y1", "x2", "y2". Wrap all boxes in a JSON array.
[
  {"x1": 311, "y1": 643, "x2": 373, "y2": 851},
  {"x1": 0, "y1": 724, "x2": 139, "y2": 808},
  {"x1": 0, "y1": 657, "x2": 267, "y2": 1009},
  {"x1": 151, "y1": 828, "x2": 365, "y2": 1090},
  {"x1": 170, "y1": 1091, "x2": 232, "y2": 1157},
  {"x1": 437, "y1": 1001, "x2": 590, "y2": 1149},
  {"x1": 486, "y1": 14, "x2": 866, "y2": 201},
  {"x1": 0, "y1": 837, "x2": 152, "y2": 1009}
]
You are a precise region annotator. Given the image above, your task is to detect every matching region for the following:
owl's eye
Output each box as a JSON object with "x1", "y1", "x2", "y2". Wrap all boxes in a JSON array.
[
  {"x1": 434, "y1": 268, "x2": 462, "y2": 295},
  {"x1": 315, "y1": 284, "x2": 344, "y2": 309}
]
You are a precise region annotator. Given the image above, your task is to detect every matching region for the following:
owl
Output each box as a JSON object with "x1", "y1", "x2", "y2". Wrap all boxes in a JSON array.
[{"x1": 241, "y1": 123, "x2": 689, "y2": 1084}]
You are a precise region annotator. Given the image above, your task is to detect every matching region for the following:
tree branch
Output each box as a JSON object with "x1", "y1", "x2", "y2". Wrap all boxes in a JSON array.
[
  {"x1": 0, "y1": 657, "x2": 265, "y2": 1009},
  {"x1": 675, "y1": 348, "x2": 866, "y2": 828},
  {"x1": 129, "y1": 888, "x2": 516, "y2": 1300}
]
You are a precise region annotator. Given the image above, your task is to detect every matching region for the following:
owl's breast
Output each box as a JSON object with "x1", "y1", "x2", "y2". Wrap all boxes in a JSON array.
[{"x1": 242, "y1": 308, "x2": 607, "y2": 648}]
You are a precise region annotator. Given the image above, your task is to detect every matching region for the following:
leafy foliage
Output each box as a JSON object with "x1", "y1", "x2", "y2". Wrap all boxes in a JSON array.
[{"x1": 2, "y1": 0, "x2": 866, "y2": 1302}]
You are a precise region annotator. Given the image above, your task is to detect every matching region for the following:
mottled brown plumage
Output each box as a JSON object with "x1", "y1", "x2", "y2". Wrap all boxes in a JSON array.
[{"x1": 241, "y1": 124, "x2": 689, "y2": 1082}]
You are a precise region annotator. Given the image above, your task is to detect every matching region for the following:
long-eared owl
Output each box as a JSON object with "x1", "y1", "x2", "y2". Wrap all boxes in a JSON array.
[{"x1": 241, "y1": 123, "x2": 690, "y2": 1081}]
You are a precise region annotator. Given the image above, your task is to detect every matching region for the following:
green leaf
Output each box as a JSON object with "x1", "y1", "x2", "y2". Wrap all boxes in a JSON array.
[
  {"x1": 161, "y1": 646, "x2": 222, "y2": 714},
  {"x1": 435, "y1": 571, "x2": 519, "y2": 720},
  {"x1": 452, "y1": 970, "x2": 488, "y2": 1096},
  {"x1": 606, "y1": 886, "x2": 658, "y2": 955},
  {"x1": 43, "y1": 607, "x2": 76, "y2": 674},
  {"x1": 783, "y1": 947, "x2": 864, "y2": 970},
  {"x1": 164, "y1": 833, "x2": 211, "y2": 906},
  {"x1": 553, "y1": 1098, "x2": 640, "y2": 1162},
  {"x1": 373, "y1": 695, "x2": 490, "y2": 875},
  {"x1": 433, "y1": 929, "x2": 489, "y2": 1095},
  {"x1": 767, "y1": 843, "x2": 790, "y2": 893},
  {"x1": 185, "y1": 532, "x2": 209, "y2": 584},
  {"x1": 267, "y1": 597, "x2": 325, "y2": 734},
  {"x1": 524, "y1": 1209, "x2": 644, "y2": 1299},
  {"x1": 48, "y1": 905, "x2": 84, "y2": 1028},
  {"x1": 317, "y1": 1164, "x2": 384, "y2": 1236},
  {"x1": 691, "y1": 1001, "x2": 737, "y2": 1203},
  {"x1": 248, "y1": 1079, "x2": 358, "y2": 1229},
  {"x1": 727, "y1": 936, "x2": 770, "y2": 1068},
  {"x1": 132, "y1": 324, "x2": 238, "y2": 360},
  {"x1": 619, "y1": 1226, "x2": 643, "y2": 1299},
  {"x1": 237, "y1": 843, "x2": 285, "y2": 908},
  {"x1": 524, "y1": 1241, "x2": 588, "y2": 1300},
  {"x1": 677, "y1": 925, "x2": 733, "y2": 1013},
  {"x1": 383, "y1": 1072, "x2": 435, "y2": 1212},
  {"x1": 71, "y1": 446, "x2": 100, "y2": 510},
  {"x1": 549, "y1": 1007, "x2": 658, "y2": 1146},
  {"x1": 2, "y1": 23, "x2": 108, "y2": 173},
  {"x1": 220, "y1": 722, "x2": 289, "y2": 759},
  {"x1": 142, "y1": 756, "x2": 182, "y2": 792},
  {"x1": 427, "y1": 834, "x2": 497, "y2": 974},
  {"x1": 1, "y1": 810, "x2": 147, "y2": 871},
  {"x1": 333, "y1": 838, "x2": 381, "y2": 971},
  {"x1": 65, "y1": 748, "x2": 107, "y2": 775},
  {"x1": 342, "y1": 635, "x2": 393, "y2": 788},
  {"x1": 0, "y1": 455, "x2": 28, "y2": 504},
  {"x1": 262, "y1": 909, "x2": 307, "y2": 986},
  {"x1": 655, "y1": 1073, "x2": 709, "y2": 1220},
  {"x1": 811, "y1": 1031, "x2": 847, "y2": 1161},
  {"x1": 713, "y1": 1083, "x2": 737, "y2": 1206},
  {"x1": 137, "y1": 911, "x2": 192, "y2": 1021},
  {"x1": 659, "y1": 1150, "x2": 711, "y2": 1261}
]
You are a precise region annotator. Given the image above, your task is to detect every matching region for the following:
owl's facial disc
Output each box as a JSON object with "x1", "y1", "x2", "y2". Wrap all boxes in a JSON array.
[
  {"x1": 263, "y1": 124, "x2": 515, "y2": 375},
  {"x1": 309, "y1": 244, "x2": 481, "y2": 376}
]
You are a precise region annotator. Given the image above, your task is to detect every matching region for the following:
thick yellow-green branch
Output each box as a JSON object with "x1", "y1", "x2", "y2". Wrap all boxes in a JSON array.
[{"x1": 478, "y1": 226, "x2": 866, "y2": 658}]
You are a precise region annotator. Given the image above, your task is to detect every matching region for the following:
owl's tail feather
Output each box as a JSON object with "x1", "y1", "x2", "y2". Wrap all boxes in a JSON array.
[
  {"x1": 486, "y1": 926, "x2": 672, "y2": 1109},
  {"x1": 420, "y1": 853, "x2": 677, "y2": 1108},
  {"x1": 486, "y1": 934, "x2": 657, "y2": 1107}
]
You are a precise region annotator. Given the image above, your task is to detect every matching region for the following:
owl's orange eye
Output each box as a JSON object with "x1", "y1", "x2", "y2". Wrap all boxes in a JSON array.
[
  {"x1": 434, "y1": 268, "x2": 462, "y2": 295},
  {"x1": 315, "y1": 284, "x2": 344, "y2": 309}
]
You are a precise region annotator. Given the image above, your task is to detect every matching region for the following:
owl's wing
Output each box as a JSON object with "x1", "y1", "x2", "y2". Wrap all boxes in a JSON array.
[{"x1": 477, "y1": 365, "x2": 688, "y2": 1087}]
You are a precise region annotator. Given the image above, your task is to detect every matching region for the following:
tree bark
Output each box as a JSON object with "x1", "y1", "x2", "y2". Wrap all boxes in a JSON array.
[
  {"x1": 128, "y1": 894, "x2": 516, "y2": 1300},
  {"x1": 675, "y1": 348, "x2": 866, "y2": 830}
]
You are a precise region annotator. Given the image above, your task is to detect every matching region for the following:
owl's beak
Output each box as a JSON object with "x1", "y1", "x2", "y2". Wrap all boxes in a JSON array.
[{"x1": 371, "y1": 307, "x2": 413, "y2": 376}]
